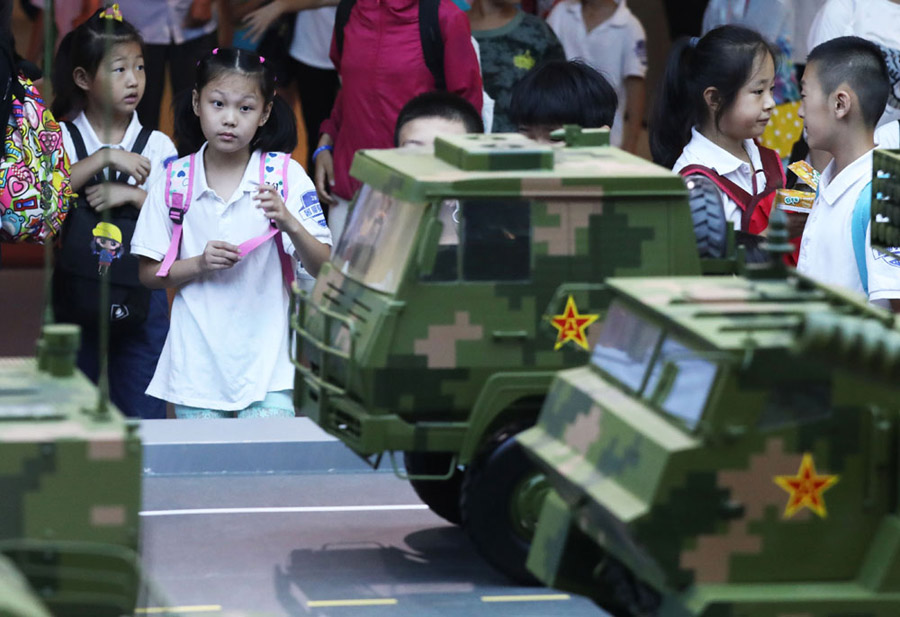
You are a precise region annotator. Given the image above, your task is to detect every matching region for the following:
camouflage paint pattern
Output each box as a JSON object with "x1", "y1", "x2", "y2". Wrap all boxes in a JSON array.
[
  {"x1": 520, "y1": 271, "x2": 900, "y2": 616},
  {"x1": 0, "y1": 325, "x2": 143, "y2": 614},
  {"x1": 0, "y1": 554, "x2": 52, "y2": 617},
  {"x1": 292, "y1": 131, "x2": 704, "y2": 462}
]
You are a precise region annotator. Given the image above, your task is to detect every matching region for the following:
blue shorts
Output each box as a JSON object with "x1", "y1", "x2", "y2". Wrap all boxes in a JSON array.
[{"x1": 174, "y1": 390, "x2": 294, "y2": 419}]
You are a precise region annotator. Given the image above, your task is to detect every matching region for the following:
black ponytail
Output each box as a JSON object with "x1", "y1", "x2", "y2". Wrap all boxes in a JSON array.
[
  {"x1": 49, "y1": 8, "x2": 144, "y2": 120},
  {"x1": 649, "y1": 25, "x2": 779, "y2": 169},
  {"x1": 174, "y1": 47, "x2": 297, "y2": 156}
]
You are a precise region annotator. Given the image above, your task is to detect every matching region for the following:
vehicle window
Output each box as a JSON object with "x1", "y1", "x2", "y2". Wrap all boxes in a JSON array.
[
  {"x1": 462, "y1": 199, "x2": 531, "y2": 281},
  {"x1": 591, "y1": 301, "x2": 663, "y2": 391},
  {"x1": 757, "y1": 381, "x2": 831, "y2": 429},
  {"x1": 332, "y1": 185, "x2": 424, "y2": 293},
  {"x1": 423, "y1": 200, "x2": 460, "y2": 282},
  {"x1": 642, "y1": 336, "x2": 717, "y2": 429}
]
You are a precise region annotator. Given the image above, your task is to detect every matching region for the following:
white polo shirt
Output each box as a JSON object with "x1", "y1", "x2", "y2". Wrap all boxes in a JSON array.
[
  {"x1": 797, "y1": 149, "x2": 900, "y2": 307},
  {"x1": 673, "y1": 128, "x2": 768, "y2": 232},
  {"x1": 131, "y1": 145, "x2": 332, "y2": 410},
  {"x1": 546, "y1": 0, "x2": 647, "y2": 147},
  {"x1": 60, "y1": 111, "x2": 177, "y2": 191},
  {"x1": 875, "y1": 121, "x2": 900, "y2": 149}
]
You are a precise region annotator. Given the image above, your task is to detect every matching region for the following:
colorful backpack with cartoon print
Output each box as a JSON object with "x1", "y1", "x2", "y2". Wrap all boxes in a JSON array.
[
  {"x1": 156, "y1": 151, "x2": 297, "y2": 288},
  {"x1": 0, "y1": 73, "x2": 74, "y2": 243}
]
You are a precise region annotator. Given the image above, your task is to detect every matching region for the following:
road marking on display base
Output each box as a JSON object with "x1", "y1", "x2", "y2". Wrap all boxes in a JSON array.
[
  {"x1": 136, "y1": 606, "x2": 222, "y2": 614},
  {"x1": 140, "y1": 505, "x2": 429, "y2": 517},
  {"x1": 481, "y1": 594, "x2": 571, "y2": 602},
  {"x1": 307, "y1": 599, "x2": 399, "y2": 607}
]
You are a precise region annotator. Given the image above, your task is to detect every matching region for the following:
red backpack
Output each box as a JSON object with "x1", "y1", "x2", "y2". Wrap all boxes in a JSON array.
[{"x1": 678, "y1": 145, "x2": 799, "y2": 265}]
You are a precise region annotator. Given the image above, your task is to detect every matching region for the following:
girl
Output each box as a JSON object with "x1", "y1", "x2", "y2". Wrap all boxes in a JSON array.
[
  {"x1": 650, "y1": 25, "x2": 785, "y2": 261},
  {"x1": 132, "y1": 47, "x2": 332, "y2": 419},
  {"x1": 51, "y1": 6, "x2": 176, "y2": 419}
]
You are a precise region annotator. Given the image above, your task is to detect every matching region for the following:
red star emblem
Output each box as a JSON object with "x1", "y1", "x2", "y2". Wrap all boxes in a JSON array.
[
  {"x1": 774, "y1": 453, "x2": 839, "y2": 519},
  {"x1": 550, "y1": 296, "x2": 598, "y2": 351}
]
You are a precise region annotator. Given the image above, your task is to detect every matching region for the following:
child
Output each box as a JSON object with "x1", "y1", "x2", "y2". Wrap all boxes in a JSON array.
[
  {"x1": 796, "y1": 36, "x2": 900, "y2": 311},
  {"x1": 650, "y1": 25, "x2": 784, "y2": 260},
  {"x1": 50, "y1": 7, "x2": 176, "y2": 420},
  {"x1": 546, "y1": 0, "x2": 646, "y2": 152},
  {"x1": 394, "y1": 90, "x2": 485, "y2": 148},
  {"x1": 467, "y1": 0, "x2": 565, "y2": 133},
  {"x1": 508, "y1": 59, "x2": 617, "y2": 143},
  {"x1": 132, "y1": 47, "x2": 332, "y2": 418}
]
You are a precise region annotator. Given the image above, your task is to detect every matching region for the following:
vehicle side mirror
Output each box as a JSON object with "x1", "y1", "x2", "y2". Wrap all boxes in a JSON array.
[{"x1": 416, "y1": 214, "x2": 443, "y2": 277}]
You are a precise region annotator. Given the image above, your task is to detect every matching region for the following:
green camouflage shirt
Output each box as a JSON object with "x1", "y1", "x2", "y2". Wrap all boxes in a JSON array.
[{"x1": 473, "y1": 11, "x2": 566, "y2": 133}]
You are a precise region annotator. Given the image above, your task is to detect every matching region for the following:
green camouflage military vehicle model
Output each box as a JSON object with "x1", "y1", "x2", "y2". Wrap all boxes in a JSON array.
[
  {"x1": 0, "y1": 325, "x2": 145, "y2": 616},
  {"x1": 292, "y1": 129, "x2": 719, "y2": 582},
  {"x1": 519, "y1": 222, "x2": 900, "y2": 616}
]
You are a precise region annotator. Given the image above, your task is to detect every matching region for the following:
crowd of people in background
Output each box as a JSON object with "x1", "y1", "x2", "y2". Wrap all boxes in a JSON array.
[{"x1": 2, "y1": 0, "x2": 900, "y2": 420}]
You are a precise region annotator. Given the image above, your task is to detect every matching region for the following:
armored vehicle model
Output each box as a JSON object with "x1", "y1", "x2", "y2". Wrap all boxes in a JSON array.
[
  {"x1": 292, "y1": 129, "x2": 718, "y2": 582},
  {"x1": 871, "y1": 148, "x2": 900, "y2": 256},
  {"x1": 0, "y1": 554, "x2": 52, "y2": 617},
  {"x1": 519, "y1": 222, "x2": 900, "y2": 616},
  {"x1": 0, "y1": 325, "x2": 145, "y2": 616}
]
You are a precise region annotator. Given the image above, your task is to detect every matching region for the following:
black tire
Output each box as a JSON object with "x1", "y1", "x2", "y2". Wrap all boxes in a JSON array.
[
  {"x1": 460, "y1": 423, "x2": 547, "y2": 585},
  {"x1": 684, "y1": 174, "x2": 728, "y2": 259},
  {"x1": 594, "y1": 555, "x2": 661, "y2": 617},
  {"x1": 404, "y1": 452, "x2": 464, "y2": 526}
]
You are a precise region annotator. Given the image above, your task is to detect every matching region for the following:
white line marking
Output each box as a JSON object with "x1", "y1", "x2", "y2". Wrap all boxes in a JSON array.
[{"x1": 140, "y1": 505, "x2": 429, "y2": 517}]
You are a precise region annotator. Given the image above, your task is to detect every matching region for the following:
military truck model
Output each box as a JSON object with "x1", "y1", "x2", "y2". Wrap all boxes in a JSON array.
[
  {"x1": 0, "y1": 325, "x2": 146, "y2": 616},
  {"x1": 292, "y1": 129, "x2": 721, "y2": 582},
  {"x1": 519, "y1": 221, "x2": 900, "y2": 616}
]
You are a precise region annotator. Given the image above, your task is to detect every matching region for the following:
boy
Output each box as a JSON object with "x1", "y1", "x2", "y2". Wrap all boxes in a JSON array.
[
  {"x1": 797, "y1": 36, "x2": 900, "y2": 312},
  {"x1": 508, "y1": 59, "x2": 617, "y2": 144},
  {"x1": 394, "y1": 91, "x2": 485, "y2": 148},
  {"x1": 546, "y1": 0, "x2": 646, "y2": 152}
]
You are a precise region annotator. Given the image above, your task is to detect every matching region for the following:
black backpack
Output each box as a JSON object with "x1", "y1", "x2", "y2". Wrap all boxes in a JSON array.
[
  {"x1": 53, "y1": 122, "x2": 153, "y2": 335},
  {"x1": 334, "y1": 0, "x2": 446, "y2": 90}
]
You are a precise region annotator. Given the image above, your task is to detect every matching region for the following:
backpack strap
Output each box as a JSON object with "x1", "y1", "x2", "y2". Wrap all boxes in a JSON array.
[
  {"x1": 334, "y1": 0, "x2": 357, "y2": 58},
  {"x1": 64, "y1": 121, "x2": 105, "y2": 187},
  {"x1": 155, "y1": 154, "x2": 196, "y2": 278},
  {"x1": 679, "y1": 164, "x2": 753, "y2": 210},
  {"x1": 235, "y1": 152, "x2": 296, "y2": 288},
  {"x1": 419, "y1": 0, "x2": 445, "y2": 90},
  {"x1": 758, "y1": 145, "x2": 786, "y2": 191},
  {"x1": 113, "y1": 126, "x2": 154, "y2": 183},
  {"x1": 851, "y1": 180, "x2": 872, "y2": 295}
]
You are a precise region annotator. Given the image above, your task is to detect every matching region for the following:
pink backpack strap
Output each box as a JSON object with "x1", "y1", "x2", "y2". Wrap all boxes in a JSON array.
[
  {"x1": 156, "y1": 154, "x2": 196, "y2": 278},
  {"x1": 235, "y1": 152, "x2": 296, "y2": 288}
]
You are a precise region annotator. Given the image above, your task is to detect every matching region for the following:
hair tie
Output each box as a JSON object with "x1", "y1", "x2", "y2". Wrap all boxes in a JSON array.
[
  {"x1": 259, "y1": 56, "x2": 266, "y2": 64},
  {"x1": 99, "y1": 3, "x2": 123, "y2": 21},
  {"x1": 689, "y1": 36, "x2": 700, "y2": 48},
  {"x1": 212, "y1": 48, "x2": 219, "y2": 55}
]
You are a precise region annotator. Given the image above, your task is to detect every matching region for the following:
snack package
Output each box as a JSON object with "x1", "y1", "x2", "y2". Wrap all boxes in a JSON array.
[
  {"x1": 789, "y1": 160, "x2": 820, "y2": 190},
  {"x1": 775, "y1": 188, "x2": 815, "y2": 213}
]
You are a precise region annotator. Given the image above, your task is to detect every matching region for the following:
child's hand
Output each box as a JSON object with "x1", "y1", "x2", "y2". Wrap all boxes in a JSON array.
[
  {"x1": 85, "y1": 183, "x2": 141, "y2": 211},
  {"x1": 105, "y1": 149, "x2": 152, "y2": 185},
  {"x1": 200, "y1": 241, "x2": 241, "y2": 273},
  {"x1": 254, "y1": 184, "x2": 299, "y2": 234}
]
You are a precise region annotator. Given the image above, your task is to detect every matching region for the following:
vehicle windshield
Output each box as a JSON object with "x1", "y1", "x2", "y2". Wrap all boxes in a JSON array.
[
  {"x1": 591, "y1": 300, "x2": 717, "y2": 429},
  {"x1": 331, "y1": 185, "x2": 425, "y2": 294},
  {"x1": 591, "y1": 301, "x2": 662, "y2": 392}
]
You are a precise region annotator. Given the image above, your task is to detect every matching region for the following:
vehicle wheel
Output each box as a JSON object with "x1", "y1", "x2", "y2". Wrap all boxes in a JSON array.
[
  {"x1": 685, "y1": 174, "x2": 727, "y2": 259},
  {"x1": 460, "y1": 423, "x2": 548, "y2": 585},
  {"x1": 593, "y1": 555, "x2": 661, "y2": 617},
  {"x1": 404, "y1": 451, "x2": 464, "y2": 526}
]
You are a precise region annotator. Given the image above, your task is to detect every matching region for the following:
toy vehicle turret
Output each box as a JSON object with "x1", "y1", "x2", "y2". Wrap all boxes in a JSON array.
[{"x1": 291, "y1": 130, "x2": 724, "y2": 581}]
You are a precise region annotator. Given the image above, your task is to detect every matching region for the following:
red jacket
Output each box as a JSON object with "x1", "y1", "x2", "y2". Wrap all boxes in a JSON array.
[{"x1": 319, "y1": 0, "x2": 483, "y2": 200}]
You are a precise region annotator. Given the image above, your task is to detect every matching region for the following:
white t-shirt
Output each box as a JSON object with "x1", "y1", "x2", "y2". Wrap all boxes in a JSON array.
[
  {"x1": 807, "y1": 0, "x2": 900, "y2": 126},
  {"x1": 546, "y1": 0, "x2": 647, "y2": 147},
  {"x1": 673, "y1": 128, "x2": 769, "y2": 232},
  {"x1": 875, "y1": 120, "x2": 900, "y2": 149},
  {"x1": 797, "y1": 149, "x2": 900, "y2": 307},
  {"x1": 60, "y1": 111, "x2": 177, "y2": 191},
  {"x1": 118, "y1": 0, "x2": 218, "y2": 46},
  {"x1": 290, "y1": 7, "x2": 337, "y2": 70},
  {"x1": 131, "y1": 146, "x2": 333, "y2": 410}
]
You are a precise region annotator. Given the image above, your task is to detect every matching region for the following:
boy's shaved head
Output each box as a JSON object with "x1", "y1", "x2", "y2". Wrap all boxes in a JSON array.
[{"x1": 807, "y1": 36, "x2": 889, "y2": 128}]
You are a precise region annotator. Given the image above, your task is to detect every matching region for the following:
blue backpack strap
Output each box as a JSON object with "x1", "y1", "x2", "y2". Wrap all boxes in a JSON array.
[{"x1": 851, "y1": 180, "x2": 872, "y2": 295}]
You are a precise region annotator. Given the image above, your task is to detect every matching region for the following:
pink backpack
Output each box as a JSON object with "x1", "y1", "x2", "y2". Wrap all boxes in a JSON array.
[
  {"x1": 156, "y1": 151, "x2": 295, "y2": 287},
  {"x1": 0, "y1": 75, "x2": 74, "y2": 243}
]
